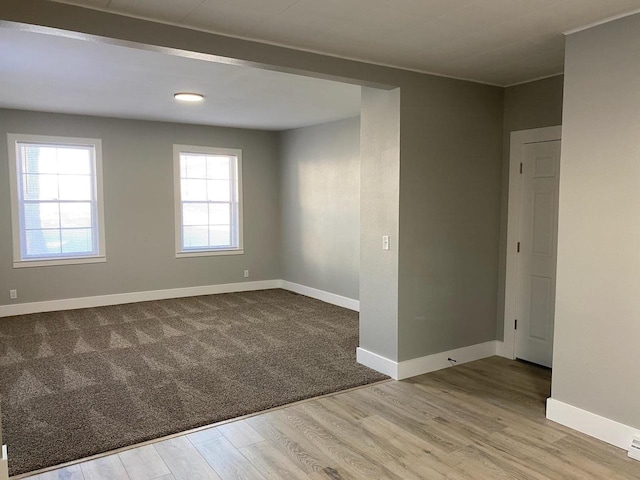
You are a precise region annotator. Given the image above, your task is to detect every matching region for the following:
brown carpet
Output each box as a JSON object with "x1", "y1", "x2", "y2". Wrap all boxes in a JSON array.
[{"x1": 0, "y1": 289, "x2": 387, "y2": 476}]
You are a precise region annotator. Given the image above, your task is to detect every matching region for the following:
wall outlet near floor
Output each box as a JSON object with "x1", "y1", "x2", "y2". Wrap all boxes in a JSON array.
[
  {"x1": 382, "y1": 235, "x2": 390, "y2": 250},
  {"x1": 9, "y1": 289, "x2": 17, "y2": 300},
  {"x1": 244, "y1": 270, "x2": 250, "y2": 278}
]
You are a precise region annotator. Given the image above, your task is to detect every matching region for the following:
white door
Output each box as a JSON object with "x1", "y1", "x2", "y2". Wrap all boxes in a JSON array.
[{"x1": 516, "y1": 140, "x2": 561, "y2": 367}]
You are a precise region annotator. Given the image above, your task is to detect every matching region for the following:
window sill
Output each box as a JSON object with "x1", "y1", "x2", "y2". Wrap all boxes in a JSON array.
[
  {"x1": 176, "y1": 249, "x2": 244, "y2": 259},
  {"x1": 13, "y1": 256, "x2": 106, "y2": 268}
]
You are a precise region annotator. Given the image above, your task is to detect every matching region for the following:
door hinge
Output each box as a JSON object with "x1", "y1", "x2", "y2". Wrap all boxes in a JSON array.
[
  {"x1": 520, "y1": 162, "x2": 523, "y2": 174},
  {"x1": 517, "y1": 241, "x2": 520, "y2": 253},
  {"x1": 515, "y1": 319, "x2": 518, "y2": 330}
]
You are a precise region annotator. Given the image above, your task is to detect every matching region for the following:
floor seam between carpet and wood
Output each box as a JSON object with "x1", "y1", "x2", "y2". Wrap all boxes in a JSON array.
[
  {"x1": 14, "y1": 377, "x2": 393, "y2": 480},
  {"x1": 0, "y1": 288, "x2": 387, "y2": 476}
]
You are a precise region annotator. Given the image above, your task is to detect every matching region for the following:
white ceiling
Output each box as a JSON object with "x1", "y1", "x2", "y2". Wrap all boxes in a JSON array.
[
  {"x1": 51, "y1": 0, "x2": 640, "y2": 86},
  {"x1": 0, "y1": 28, "x2": 361, "y2": 130}
]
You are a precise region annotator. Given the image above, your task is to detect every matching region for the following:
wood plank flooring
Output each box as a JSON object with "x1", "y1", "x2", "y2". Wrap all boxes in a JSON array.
[{"x1": 20, "y1": 357, "x2": 640, "y2": 480}]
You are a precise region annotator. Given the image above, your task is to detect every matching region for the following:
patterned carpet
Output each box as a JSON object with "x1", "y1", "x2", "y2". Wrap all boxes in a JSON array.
[{"x1": 0, "y1": 289, "x2": 387, "y2": 476}]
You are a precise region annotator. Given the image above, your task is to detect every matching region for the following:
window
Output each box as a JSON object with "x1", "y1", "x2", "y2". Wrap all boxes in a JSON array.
[
  {"x1": 174, "y1": 145, "x2": 243, "y2": 257},
  {"x1": 7, "y1": 134, "x2": 106, "y2": 268}
]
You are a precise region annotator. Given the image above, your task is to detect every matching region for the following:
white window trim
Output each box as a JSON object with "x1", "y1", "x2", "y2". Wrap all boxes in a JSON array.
[
  {"x1": 7, "y1": 133, "x2": 107, "y2": 268},
  {"x1": 173, "y1": 144, "x2": 244, "y2": 258}
]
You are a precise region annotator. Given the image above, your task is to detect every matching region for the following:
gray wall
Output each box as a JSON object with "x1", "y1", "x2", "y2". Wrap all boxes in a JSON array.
[
  {"x1": 0, "y1": 109, "x2": 281, "y2": 305},
  {"x1": 279, "y1": 117, "x2": 360, "y2": 300},
  {"x1": 398, "y1": 82, "x2": 504, "y2": 361},
  {"x1": 496, "y1": 75, "x2": 564, "y2": 339},
  {"x1": 552, "y1": 14, "x2": 640, "y2": 429},
  {"x1": 1, "y1": 0, "x2": 505, "y2": 364},
  {"x1": 504, "y1": 75, "x2": 564, "y2": 133},
  {"x1": 360, "y1": 88, "x2": 401, "y2": 361}
]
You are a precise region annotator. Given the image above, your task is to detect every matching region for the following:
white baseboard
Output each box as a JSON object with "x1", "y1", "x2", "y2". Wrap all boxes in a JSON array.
[
  {"x1": 0, "y1": 279, "x2": 361, "y2": 317},
  {"x1": 357, "y1": 340, "x2": 499, "y2": 380},
  {"x1": 546, "y1": 398, "x2": 640, "y2": 452},
  {"x1": 357, "y1": 347, "x2": 398, "y2": 378},
  {"x1": 0, "y1": 445, "x2": 8, "y2": 480},
  {"x1": 495, "y1": 340, "x2": 515, "y2": 359},
  {"x1": 397, "y1": 341, "x2": 499, "y2": 379},
  {"x1": 279, "y1": 280, "x2": 359, "y2": 312},
  {"x1": 0, "y1": 280, "x2": 281, "y2": 317}
]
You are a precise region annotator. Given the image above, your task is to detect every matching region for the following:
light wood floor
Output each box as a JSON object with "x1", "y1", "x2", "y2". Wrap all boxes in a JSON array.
[{"x1": 22, "y1": 356, "x2": 640, "y2": 480}]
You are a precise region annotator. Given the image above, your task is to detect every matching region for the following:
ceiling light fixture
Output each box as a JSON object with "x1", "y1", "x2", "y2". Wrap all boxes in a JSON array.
[{"x1": 174, "y1": 92, "x2": 204, "y2": 102}]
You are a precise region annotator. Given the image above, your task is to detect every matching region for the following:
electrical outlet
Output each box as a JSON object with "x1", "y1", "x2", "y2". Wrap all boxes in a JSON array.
[
  {"x1": 382, "y1": 235, "x2": 390, "y2": 250},
  {"x1": 244, "y1": 270, "x2": 250, "y2": 278},
  {"x1": 9, "y1": 289, "x2": 17, "y2": 300}
]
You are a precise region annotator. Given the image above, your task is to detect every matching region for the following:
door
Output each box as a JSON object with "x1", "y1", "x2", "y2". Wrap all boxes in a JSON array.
[{"x1": 515, "y1": 140, "x2": 561, "y2": 367}]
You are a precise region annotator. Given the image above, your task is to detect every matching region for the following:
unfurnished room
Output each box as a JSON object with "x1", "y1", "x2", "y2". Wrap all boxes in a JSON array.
[{"x1": 0, "y1": 1, "x2": 640, "y2": 479}]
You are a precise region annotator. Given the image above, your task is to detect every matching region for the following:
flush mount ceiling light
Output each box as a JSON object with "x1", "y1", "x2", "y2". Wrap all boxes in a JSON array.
[{"x1": 174, "y1": 92, "x2": 204, "y2": 102}]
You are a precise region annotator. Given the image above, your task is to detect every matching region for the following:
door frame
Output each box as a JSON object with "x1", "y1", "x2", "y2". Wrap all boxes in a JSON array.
[{"x1": 503, "y1": 125, "x2": 562, "y2": 360}]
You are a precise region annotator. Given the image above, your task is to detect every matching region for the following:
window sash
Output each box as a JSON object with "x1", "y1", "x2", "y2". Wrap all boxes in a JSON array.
[
  {"x1": 16, "y1": 143, "x2": 99, "y2": 260},
  {"x1": 8, "y1": 135, "x2": 105, "y2": 267},
  {"x1": 174, "y1": 146, "x2": 243, "y2": 256}
]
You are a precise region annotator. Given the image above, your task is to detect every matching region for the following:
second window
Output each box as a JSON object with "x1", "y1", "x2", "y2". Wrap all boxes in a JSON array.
[{"x1": 174, "y1": 145, "x2": 243, "y2": 257}]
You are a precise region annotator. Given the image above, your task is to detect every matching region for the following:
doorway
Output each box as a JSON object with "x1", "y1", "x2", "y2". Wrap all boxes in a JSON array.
[{"x1": 503, "y1": 126, "x2": 562, "y2": 368}]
